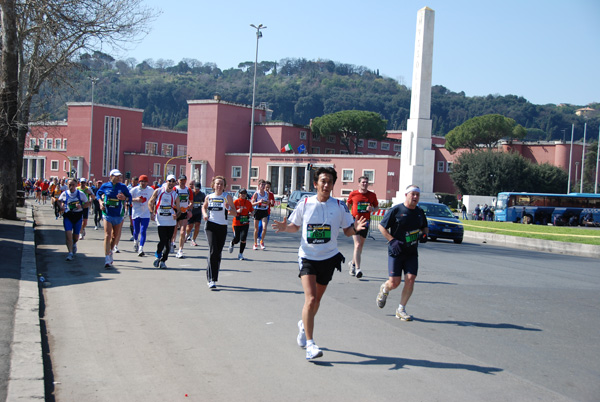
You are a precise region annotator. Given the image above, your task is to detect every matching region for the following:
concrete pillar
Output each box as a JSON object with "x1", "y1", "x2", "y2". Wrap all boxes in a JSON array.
[
  {"x1": 278, "y1": 166, "x2": 284, "y2": 196},
  {"x1": 291, "y1": 166, "x2": 297, "y2": 192},
  {"x1": 394, "y1": 6, "x2": 436, "y2": 204}
]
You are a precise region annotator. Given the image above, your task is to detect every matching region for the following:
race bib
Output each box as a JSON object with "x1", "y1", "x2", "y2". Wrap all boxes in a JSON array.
[
  {"x1": 159, "y1": 205, "x2": 172, "y2": 216},
  {"x1": 239, "y1": 215, "x2": 249, "y2": 224},
  {"x1": 68, "y1": 201, "x2": 78, "y2": 211},
  {"x1": 357, "y1": 202, "x2": 370, "y2": 212},
  {"x1": 193, "y1": 202, "x2": 202, "y2": 208},
  {"x1": 404, "y1": 229, "x2": 420, "y2": 248},
  {"x1": 306, "y1": 224, "x2": 331, "y2": 244},
  {"x1": 208, "y1": 199, "x2": 224, "y2": 211},
  {"x1": 179, "y1": 193, "x2": 189, "y2": 202},
  {"x1": 106, "y1": 198, "x2": 119, "y2": 208}
]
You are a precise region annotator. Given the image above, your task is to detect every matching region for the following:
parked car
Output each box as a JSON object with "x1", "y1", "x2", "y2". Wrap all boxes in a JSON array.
[
  {"x1": 418, "y1": 202, "x2": 464, "y2": 244},
  {"x1": 233, "y1": 188, "x2": 256, "y2": 200},
  {"x1": 285, "y1": 191, "x2": 317, "y2": 217}
]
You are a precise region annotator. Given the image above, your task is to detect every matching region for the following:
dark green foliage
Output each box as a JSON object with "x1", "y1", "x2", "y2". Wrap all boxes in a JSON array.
[
  {"x1": 450, "y1": 150, "x2": 568, "y2": 196},
  {"x1": 31, "y1": 56, "x2": 599, "y2": 138},
  {"x1": 445, "y1": 114, "x2": 526, "y2": 152}
]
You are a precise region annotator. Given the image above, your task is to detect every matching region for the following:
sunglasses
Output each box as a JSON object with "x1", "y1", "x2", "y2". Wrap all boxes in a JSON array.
[{"x1": 168, "y1": 179, "x2": 176, "y2": 183}]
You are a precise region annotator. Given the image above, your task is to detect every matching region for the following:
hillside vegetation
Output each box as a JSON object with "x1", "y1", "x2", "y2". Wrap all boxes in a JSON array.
[{"x1": 32, "y1": 52, "x2": 599, "y2": 139}]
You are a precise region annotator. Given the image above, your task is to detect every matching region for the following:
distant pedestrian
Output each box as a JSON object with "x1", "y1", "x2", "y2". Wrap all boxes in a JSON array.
[
  {"x1": 461, "y1": 204, "x2": 467, "y2": 220},
  {"x1": 186, "y1": 183, "x2": 206, "y2": 246},
  {"x1": 130, "y1": 175, "x2": 154, "y2": 257},
  {"x1": 58, "y1": 179, "x2": 89, "y2": 261},
  {"x1": 228, "y1": 188, "x2": 253, "y2": 260}
]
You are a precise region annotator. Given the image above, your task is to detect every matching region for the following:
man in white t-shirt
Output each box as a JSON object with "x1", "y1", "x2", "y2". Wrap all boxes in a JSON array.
[
  {"x1": 272, "y1": 167, "x2": 366, "y2": 361},
  {"x1": 130, "y1": 175, "x2": 155, "y2": 256}
]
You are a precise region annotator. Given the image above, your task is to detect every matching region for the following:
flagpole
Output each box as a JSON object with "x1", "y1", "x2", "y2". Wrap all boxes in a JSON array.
[
  {"x1": 580, "y1": 122, "x2": 587, "y2": 193},
  {"x1": 595, "y1": 126, "x2": 600, "y2": 194},
  {"x1": 567, "y1": 124, "x2": 574, "y2": 193}
]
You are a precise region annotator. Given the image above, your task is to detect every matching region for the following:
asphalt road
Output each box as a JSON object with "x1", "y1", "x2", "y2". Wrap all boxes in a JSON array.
[{"x1": 27, "y1": 204, "x2": 600, "y2": 401}]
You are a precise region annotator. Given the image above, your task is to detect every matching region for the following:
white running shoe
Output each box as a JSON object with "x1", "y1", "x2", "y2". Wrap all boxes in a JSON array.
[
  {"x1": 94, "y1": 226, "x2": 98, "y2": 230},
  {"x1": 176, "y1": 249, "x2": 184, "y2": 259},
  {"x1": 228, "y1": 242, "x2": 234, "y2": 254},
  {"x1": 113, "y1": 246, "x2": 119, "y2": 253},
  {"x1": 260, "y1": 241, "x2": 266, "y2": 250},
  {"x1": 208, "y1": 281, "x2": 217, "y2": 289},
  {"x1": 376, "y1": 283, "x2": 388, "y2": 309},
  {"x1": 238, "y1": 253, "x2": 244, "y2": 260},
  {"x1": 138, "y1": 247, "x2": 144, "y2": 257},
  {"x1": 104, "y1": 255, "x2": 112, "y2": 269},
  {"x1": 348, "y1": 260, "x2": 356, "y2": 276},
  {"x1": 133, "y1": 240, "x2": 139, "y2": 252},
  {"x1": 66, "y1": 253, "x2": 74, "y2": 261},
  {"x1": 297, "y1": 320, "x2": 306, "y2": 347},
  {"x1": 306, "y1": 343, "x2": 323, "y2": 360},
  {"x1": 355, "y1": 268, "x2": 363, "y2": 279},
  {"x1": 253, "y1": 244, "x2": 259, "y2": 250},
  {"x1": 396, "y1": 307, "x2": 413, "y2": 321}
]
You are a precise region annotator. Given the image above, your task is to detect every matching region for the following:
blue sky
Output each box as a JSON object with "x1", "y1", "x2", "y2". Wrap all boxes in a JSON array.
[{"x1": 117, "y1": 0, "x2": 600, "y2": 106}]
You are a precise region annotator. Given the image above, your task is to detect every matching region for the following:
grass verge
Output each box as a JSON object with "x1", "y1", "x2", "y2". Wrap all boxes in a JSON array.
[{"x1": 460, "y1": 219, "x2": 600, "y2": 246}]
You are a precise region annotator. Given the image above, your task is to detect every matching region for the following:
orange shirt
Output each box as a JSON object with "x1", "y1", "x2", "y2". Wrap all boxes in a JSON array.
[
  {"x1": 347, "y1": 190, "x2": 378, "y2": 220},
  {"x1": 233, "y1": 198, "x2": 253, "y2": 227}
]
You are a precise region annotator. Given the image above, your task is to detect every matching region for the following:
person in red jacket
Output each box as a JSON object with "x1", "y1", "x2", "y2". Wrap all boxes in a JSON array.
[
  {"x1": 228, "y1": 188, "x2": 253, "y2": 260},
  {"x1": 346, "y1": 176, "x2": 378, "y2": 278}
]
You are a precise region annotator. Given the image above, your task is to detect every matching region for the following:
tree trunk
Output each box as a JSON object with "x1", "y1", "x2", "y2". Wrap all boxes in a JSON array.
[{"x1": 0, "y1": 0, "x2": 20, "y2": 219}]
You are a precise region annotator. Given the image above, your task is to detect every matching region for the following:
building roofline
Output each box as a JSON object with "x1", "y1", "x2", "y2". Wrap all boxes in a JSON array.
[
  {"x1": 66, "y1": 102, "x2": 145, "y2": 113},
  {"x1": 187, "y1": 99, "x2": 272, "y2": 112},
  {"x1": 142, "y1": 126, "x2": 187, "y2": 135},
  {"x1": 226, "y1": 153, "x2": 400, "y2": 159}
]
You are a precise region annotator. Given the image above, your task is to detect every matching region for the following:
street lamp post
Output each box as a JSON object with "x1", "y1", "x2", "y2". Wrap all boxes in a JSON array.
[
  {"x1": 88, "y1": 77, "x2": 99, "y2": 178},
  {"x1": 247, "y1": 23, "x2": 266, "y2": 190}
]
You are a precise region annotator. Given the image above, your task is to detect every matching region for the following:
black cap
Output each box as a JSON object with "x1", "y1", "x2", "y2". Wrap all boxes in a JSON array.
[{"x1": 179, "y1": 174, "x2": 187, "y2": 180}]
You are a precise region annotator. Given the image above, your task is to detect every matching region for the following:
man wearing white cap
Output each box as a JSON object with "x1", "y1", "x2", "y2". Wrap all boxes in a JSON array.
[
  {"x1": 376, "y1": 184, "x2": 428, "y2": 321},
  {"x1": 97, "y1": 169, "x2": 132, "y2": 269}
]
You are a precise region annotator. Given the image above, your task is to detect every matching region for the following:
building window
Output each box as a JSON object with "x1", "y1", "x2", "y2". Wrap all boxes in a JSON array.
[
  {"x1": 145, "y1": 142, "x2": 158, "y2": 155},
  {"x1": 251, "y1": 167, "x2": 259, "y2": 179},
  {"x1": 381, "y1": 142, "x2": 390, "y2": 151},
  {"x1": 326, "y1": 135, "x2": 336, "y2": 144},
  {"x1": 180, "y1": 165, "x2": 186, "y2": 177},
  {"x1": 367, "y1": 140, "x2": 377, "y2": 149},
  {"x1": 63, "y1": 139, "x2": 67, "y2": 150},
  {"x1": 357, "y1": 139, "x2": 364, "y2": 148},
  {"x1": 325, "y1": 148, "x2": 335, "y2": 154},
  {"x1": 342, "y1": 169, "x2": 354, "y2": 182},
  {"x1": 63, "y1": 161, "x2": 67, "y2": 171},
  {"x1": 231, "y1": 166, "x2": 242, "y2": 178},
  {"x1": 177, "y1": 145, "x2": 187, "y2": 157},
  {"x1": 312, "y1": 132, "x2": 320, "y2": 141},
  {"x1": 437, "y1": 161, "x2": 445, "y2": 173},
  {"x1": 341, "y1": 189, "x2": 352, "y2": 197},
  {"x1": 102, "y1": 116, "x2": 121, "y2": 176},
  {"x1": 47, "y1": 139, "x2": 53, "y2": 149},
  {"x1": 299, "y1": 131, "x2": 307, "y2": 140},
  {"x1": 340, "y1": 150, "x2": 349, "y2": 155},
  {"x1": 165, "y1": 164, "x2": 175, "y2": 176},
  {"x1": 231, "y1": 185, "x2": 241, "y2": 191},
  {"x1": 55, "y1": 139, "x2": 61, "y2": 149},
  {"x1": 362, "y1": 169, "x2": 375, "y2": 183},
  {"x1": 446, "y1": 162, "x2": 453, "y2": 173},
  {"x1": 393, "y1": 144, "x2": 402, "y2": 152},
  {"x1": 311, "y1": 146, "x2": 320, "y2": 154},
  {"x1": 50, "y1": 160, "x2": 59, "y2": 171},
  {"x1": 161, "y1": 143, "x2": 174, "y2": 157},
  {"x1": 29, "y1": 138, "x2": 36, "y2": 148},
  {"x1": 153, "y1": 163, "x2": 161, "y2": 177}
]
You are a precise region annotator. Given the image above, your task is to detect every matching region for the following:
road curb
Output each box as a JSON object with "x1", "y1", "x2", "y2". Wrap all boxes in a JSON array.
[
  {"x1": 6, "y1": 204, "x2": 45, "y2": 401},
  {"x1": 464, "y1": 231, "x2": 600, "y2": 259}
]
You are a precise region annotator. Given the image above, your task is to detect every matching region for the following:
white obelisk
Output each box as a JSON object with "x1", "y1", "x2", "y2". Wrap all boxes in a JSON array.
[{"x1": 393, "y1": 7, "x2": 436, "y2": 204}]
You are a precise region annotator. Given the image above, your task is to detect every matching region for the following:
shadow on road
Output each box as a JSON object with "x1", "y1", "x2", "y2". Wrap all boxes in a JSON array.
[
  {"x1": 313, "y1": 348, "x2": 504, "y2": 374},
  {"x1": 412, "y1": 318, "x2": 541, "y2": 331}
]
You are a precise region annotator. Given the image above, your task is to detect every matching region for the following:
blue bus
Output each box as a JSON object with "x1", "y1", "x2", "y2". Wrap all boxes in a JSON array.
[{"x1": 494, "y1": 192, "x2": 600, "y2": 226}]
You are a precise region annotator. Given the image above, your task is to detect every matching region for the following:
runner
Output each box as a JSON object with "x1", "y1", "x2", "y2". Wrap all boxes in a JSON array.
[
  {"x1": 202, "y1": 176, "x2": 237, "y2": 289},
  {"x1": 148, "y1": 174, "x2": 180, "y2": 268},
  {"x1": 76, "y1": 178, "x2": 95, "y2": 240},
  {"x1": 251, "y1": 179, "x2": 270, "y2": 250},
  {"x1": 92, "y1": 179, "x2": 103, "y2": 230},
  {"x1": 173, "y1": 175, "x2": 193, "y2": 258},
  {"x1": 41, "y1": 179, "x2": 50, "y2": 204},
  {"x1": 130, "y1": 175, "x2": 154, "y2": 257},
  {"x1": 228, "y1": 188, "x2": 253, "y2": 260},
  {"x1": 271, "y1": 167, "x2": 366, "y2": 360},
  {"x1": 186, "y1": 182, "x2": 206, "y2": 247},
  {"x1": 57, "y1": 179, "x2": 89, "y2": 261},
  {"x1": 97, "y1": 170, "x2": 132, "y2": 269},
  {"x1": 52, "y1": 179, "x2": 68, "y2": 219},
  {"x1": 257, "y1": 181, "x2": 276, "y2": 245},
  {"x1": 376, "y1": 185, "x2": 428, "y2": 321},
  {"x1": 346, "y1": 176, "x2": 379, "y2": 278}
]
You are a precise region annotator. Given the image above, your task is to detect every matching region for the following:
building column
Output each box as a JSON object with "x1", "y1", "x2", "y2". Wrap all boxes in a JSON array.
[
  {"x1": 278, "y1": 166, "x2": 284, "y2": 197},
  {"x1": 304, "y1": 169, "x2": 311, "y2": 190},
  {"x1": 36, "y1": 158, "x2": 43, "y2": 179},
  {"x1": 291, "y1": 166, "x2": 297, "y2": 192},
  {"x1": 200, "y1": 161, "x2": 207, "y2": 188}
]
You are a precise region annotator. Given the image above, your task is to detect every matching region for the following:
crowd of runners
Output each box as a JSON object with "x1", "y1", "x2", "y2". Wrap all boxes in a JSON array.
[{"x1": 25, "y1": 168, "x2": 429, "y2": 361}]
